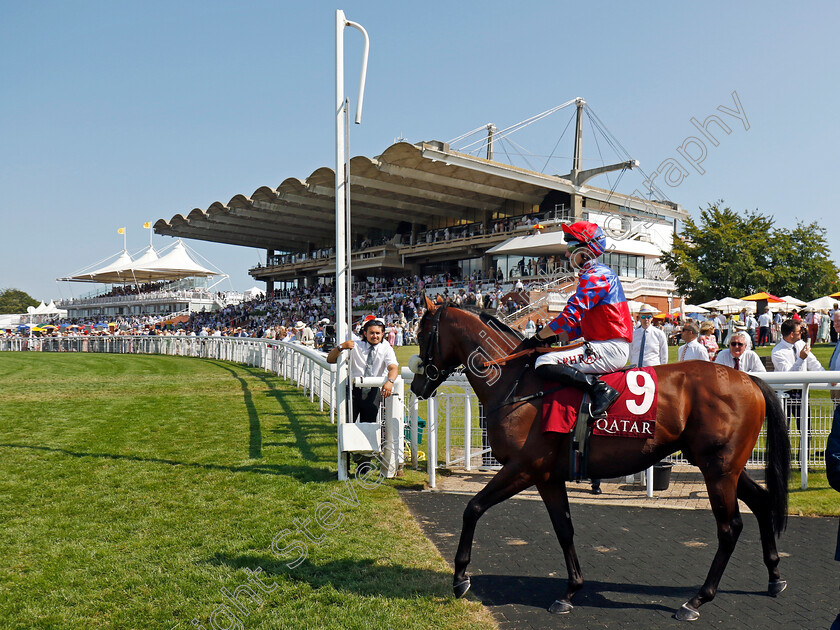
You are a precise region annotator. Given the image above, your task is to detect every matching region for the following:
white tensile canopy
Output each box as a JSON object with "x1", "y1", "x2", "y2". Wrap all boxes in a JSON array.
[
  {"x1": 132, "y1": 240, "x2": 216, "y2": 281},
  {"x1": 60, "y1": 250, "x2": 135, "y2": 284},
  {"x1": 59, "y1": 240, "x2": 218, "y2": 285}
]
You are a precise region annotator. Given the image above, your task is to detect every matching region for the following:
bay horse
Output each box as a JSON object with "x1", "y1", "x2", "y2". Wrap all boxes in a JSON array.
[{"x1": 409, "y1": 298, "x2": 790, "y2": 622}]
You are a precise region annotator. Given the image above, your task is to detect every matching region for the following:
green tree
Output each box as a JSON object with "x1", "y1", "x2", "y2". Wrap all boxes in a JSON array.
[
  {"x1": 661, "y1": 202, "x2": 840, "y2": 303},
  {"x1": 0, "y1": 289, "x2": 39, "y2": 314},
  {"x1": 767, "y1": 222, "x2": 840, "y2": 300},
  {"x1": 660, "y1": 202, "x2": 775, "y2": 303}
]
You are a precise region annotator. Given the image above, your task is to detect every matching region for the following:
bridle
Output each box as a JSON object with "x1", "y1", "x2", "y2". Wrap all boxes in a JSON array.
[{"x1": 411, "y1": 304, "x2": 456, "y2": 383}]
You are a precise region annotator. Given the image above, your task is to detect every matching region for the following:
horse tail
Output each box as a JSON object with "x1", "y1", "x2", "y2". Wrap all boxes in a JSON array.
[{"x1": 750, "y1": 375, "x2": 790, "y2": 534}]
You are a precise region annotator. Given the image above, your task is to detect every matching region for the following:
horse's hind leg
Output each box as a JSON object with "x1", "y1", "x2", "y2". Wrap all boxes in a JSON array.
[
  {"x1": 536, "y1": 479, "x2": 583, "y2": 614},
  {"x1": 453, "y1": 463, "x2": 534, "y2": 598},
  {"x1": 737, "y1": 470, "x2": 786, "y2": 595},
  {"x1": 677, "y1": 475, "x2": 744, "y2": 621}
]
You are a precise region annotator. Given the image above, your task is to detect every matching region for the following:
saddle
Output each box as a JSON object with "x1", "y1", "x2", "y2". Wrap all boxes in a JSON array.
[{"x1": 540, "y1": 367, "x2": 660, "y2": 481}]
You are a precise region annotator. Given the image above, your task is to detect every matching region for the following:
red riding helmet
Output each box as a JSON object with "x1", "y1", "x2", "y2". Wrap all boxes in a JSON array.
[{"x1": 561, "y1": 221, "x2": 607, "y2": 257}]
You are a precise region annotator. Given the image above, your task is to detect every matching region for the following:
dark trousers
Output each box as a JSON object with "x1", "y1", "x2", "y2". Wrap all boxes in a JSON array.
[
  {"x1": 832, "y1": 325, "x2": 838, "y2": 344},
  {"x1": 758, "y1": 326, "x2": 771, "y2": 346},
  {"x1": 352, "y1": 387, "x2": 381, "y2": 423},
  {"x1": 785, "y1": 390, "x2": 811, "y2": 452}
]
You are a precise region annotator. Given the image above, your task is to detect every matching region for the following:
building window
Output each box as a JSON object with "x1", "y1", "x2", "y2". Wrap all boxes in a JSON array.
[{"x1": 602, "y1": 252, "x2": 645, "y2": 279}]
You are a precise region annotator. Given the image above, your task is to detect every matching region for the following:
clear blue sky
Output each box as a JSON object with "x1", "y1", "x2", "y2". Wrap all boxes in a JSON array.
[{"x1": 2, "y1": 1, "x2": 838, "y2": 301}]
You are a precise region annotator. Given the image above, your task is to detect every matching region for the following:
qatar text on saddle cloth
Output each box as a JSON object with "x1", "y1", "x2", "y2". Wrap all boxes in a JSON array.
[{"x1": 542, "y1": 367, "x2": 659, "y2": 438}]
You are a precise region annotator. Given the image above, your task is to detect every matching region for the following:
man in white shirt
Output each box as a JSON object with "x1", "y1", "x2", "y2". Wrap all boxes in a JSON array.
[
  {"x1": 757, "y1": 307, "x2": 772, "y2": 347},
  {"x1": 678, "y1": 323, "x2": 710, "y2": 361},
  {"x1": 295, "y1": 321, "x2": 315, "y2": 347},
  {"x1": 772, "y1": 318, "x2": 824, "y2": 448},
  {"x1": 327, "y1": 317, "x2": 399, "y2": 423},
  {"x1": 630, "y1": 307, "x2": 668, "y2": 367},
  {"x1": 715, "y1": 331, "x2": 765, "y2": 372},
  {"x1": 771, "y1": 319, "x2": 824, "y2": 373}
]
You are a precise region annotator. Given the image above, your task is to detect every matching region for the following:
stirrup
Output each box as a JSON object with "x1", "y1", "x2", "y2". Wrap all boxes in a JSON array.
[{"x1": 589, "y1": 386, "x2": 619, "y2": 418}]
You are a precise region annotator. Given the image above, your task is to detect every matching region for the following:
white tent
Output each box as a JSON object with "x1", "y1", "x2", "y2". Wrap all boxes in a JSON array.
[
  {"x1": 244, "y1": 286, "x2": 265, "y2": 299},
  {"x1": 134, "y1": 240, "x2": 216, "y2": 281},
  {"x1": 699, "y1": 299, "x2": 720, "y2": 309}
]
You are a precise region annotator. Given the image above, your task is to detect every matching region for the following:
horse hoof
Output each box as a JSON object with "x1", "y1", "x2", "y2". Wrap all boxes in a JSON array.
[
  {"x1": 453, "y1": 578, "x2": 471, "y2": 598},
  {"x1": 548, "y1": 599, "x2": 573, "y2": 614},
  {"x1": 675, "y1": 603, "x2": 700, "y2": 622},
  {"x1": 768, "y1": 579, "x2": 787, "y2": 596}
]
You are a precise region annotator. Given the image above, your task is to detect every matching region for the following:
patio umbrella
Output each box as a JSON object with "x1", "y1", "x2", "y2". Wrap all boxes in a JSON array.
[
  {"x1": 714, "y1": 297, "x2": 755, "y2": 314},
  {"x1": 741, "y1": 292, "x2": 784, "y2": 317},
  {"x1": 741, "y1": 292, "x2": 784, "y2": 302},
  {"x1": 671, "y1": 305, "x2": 710, "y2": 315},
  {"x1": 627, "y1": 300, "x2": 659, "y2": 314},
  {"x1": 780, "y1": 295, "x2": 807, "y2": 307},
  {"x1": 804, "y1": 296, "x2": 837, "y2": 311},
  {"x1": 829, "y1": 291, "x2": 840, "y2": 299}
]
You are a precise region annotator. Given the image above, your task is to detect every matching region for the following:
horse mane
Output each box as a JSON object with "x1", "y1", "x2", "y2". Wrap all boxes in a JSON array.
[{"x1": 447, "y1": 304, "x2": 524, "y2": 341}]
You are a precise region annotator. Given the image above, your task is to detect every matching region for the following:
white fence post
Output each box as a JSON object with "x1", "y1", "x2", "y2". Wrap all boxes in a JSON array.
[
  {"x1": 464, "y1": 391, "x2": 472, "y2": 472},
  {"x1": 410, "y1": 393, "x2": 419, "y2": 470},
  {"x1": 427, "y1": 396, "x2": 437, "y2": 489},
  {"x1": 800, "y1": 383, "x2": 810, "y2": 490}
]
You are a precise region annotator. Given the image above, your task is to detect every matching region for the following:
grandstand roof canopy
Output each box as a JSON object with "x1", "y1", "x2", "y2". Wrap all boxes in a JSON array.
[
  {"x1": 486, "y1": 231, "x2": 663, "y2": 257},
  {"x1": 154, "y1": 141, "x2": 687, "y2": 253}
]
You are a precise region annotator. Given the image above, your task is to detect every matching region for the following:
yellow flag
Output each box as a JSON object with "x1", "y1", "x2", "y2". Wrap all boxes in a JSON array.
[
  {"x1": 143, "y1": 222, "x2": 151, "y2": 229},
  {"x1": 117, "y1": 227, "x2": 125, "y2": 234}
]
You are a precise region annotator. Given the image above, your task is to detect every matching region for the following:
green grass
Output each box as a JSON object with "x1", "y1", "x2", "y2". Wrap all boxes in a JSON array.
[
  {"x1": 0, "y1": 353, "x2": 495, "y2": 630},
  {"x1": 788, "y1": 471, "x2": 840, "y2": 516}
]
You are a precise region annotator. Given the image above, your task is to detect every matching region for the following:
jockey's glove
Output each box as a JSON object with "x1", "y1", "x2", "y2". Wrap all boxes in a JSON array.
[{"x1": 520, "y1": 334, "x2": 555, "y2": 350}]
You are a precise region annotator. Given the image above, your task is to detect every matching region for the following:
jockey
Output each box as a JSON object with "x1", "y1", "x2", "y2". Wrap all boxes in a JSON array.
[{"x1": 527, "y1": 220, "x2": 633, "y2": 417}]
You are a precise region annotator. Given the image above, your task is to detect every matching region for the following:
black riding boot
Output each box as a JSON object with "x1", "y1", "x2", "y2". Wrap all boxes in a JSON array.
[{"x1": 535, "y1": 363, "x2": 619, "y2": 418}]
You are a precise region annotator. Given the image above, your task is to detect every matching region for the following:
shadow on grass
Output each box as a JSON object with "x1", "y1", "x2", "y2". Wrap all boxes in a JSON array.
[
  {"x1": 232, "y1": 363, "x2": 329, "y2": 463},
  {"x1": 205, "y1": 552, "x2": 454, "y2": 599},
  {"x1": 0, "y1": 443, "x2": 334, "y2": 482},
  {"x1": 205, "y1": 361, "x2": 262, "y2": 459}
]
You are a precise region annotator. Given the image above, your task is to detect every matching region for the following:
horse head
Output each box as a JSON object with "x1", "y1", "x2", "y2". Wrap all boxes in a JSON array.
[
  {"x1": 410, "y1": 296, "x2": 527, "y2": 400},
  {"x1": 410, "y1": 296, "x2": 463, "y2": 400}
]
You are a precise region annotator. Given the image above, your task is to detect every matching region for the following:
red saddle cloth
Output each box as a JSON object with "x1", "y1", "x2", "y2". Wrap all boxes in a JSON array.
[{"x1": 542, "y1": 367, "x2": 658, "y2": 438}]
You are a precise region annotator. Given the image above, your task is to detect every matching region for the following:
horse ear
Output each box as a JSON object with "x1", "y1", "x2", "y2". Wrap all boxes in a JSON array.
[{"x1": 424, "y1": 295, "x2": 437, "y2": 311}]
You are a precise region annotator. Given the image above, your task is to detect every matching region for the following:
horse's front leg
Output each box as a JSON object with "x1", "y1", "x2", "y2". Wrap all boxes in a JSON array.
[
  {"x1": 536, "y1": 479, "x2": 583, "y2": 614},
  {"x1": 453, "y1": 462, "x2": 534, "y2": 598}
]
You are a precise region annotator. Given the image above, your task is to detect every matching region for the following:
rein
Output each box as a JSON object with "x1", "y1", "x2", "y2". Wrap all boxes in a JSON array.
[{"x1": 481, "y1": 339, "x2": 587, "y2": 368}]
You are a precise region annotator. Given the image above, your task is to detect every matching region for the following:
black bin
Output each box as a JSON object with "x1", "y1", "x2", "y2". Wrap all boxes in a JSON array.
[{"x1": 653, "y1": 462, "x2": 673, "y2": 491}]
